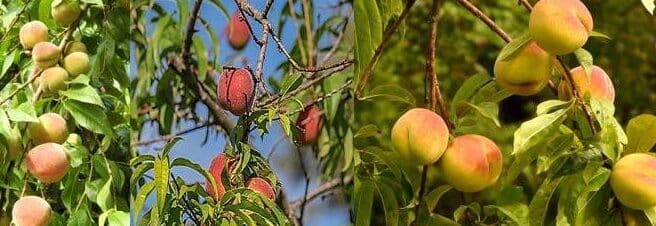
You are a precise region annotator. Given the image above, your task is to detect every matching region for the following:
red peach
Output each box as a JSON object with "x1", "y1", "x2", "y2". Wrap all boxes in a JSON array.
[
  {"x1": 12, "y1": 196, "x2": 51, "y2": 226},
  {"x1": 225, "y1": 12, "x2": 251, "y2": 50},
  {"x1": 26, "y1": 143, "x2": 69, "y2": 183},
  {"x1": 439, "y1": 135, "x2": 503, "y2": 192},
  {"x1": 206, "y1": 153, "x2": 227, "y2": 201},
  {"x1": 217, "y1": 68, "x2": 255, "y2": 116},
  {"x1": 295, "y1": 105, "x2": 323, "y2": 145},
  {"x1": 391, "y1": 108, "x2": 449, "y2": 165},
  {"x1": 559, "y1": 65, "x2": 615, "y2": 103},
  {"x1": 246, "y1": 177, "x2": 275, "y2": 200},
  {"x1": 529, "y1": 0, "x2": 593, "y2": 55},
  {"x1": 19, "y1": 21, "x2": 48, "y2": 50},
  {"x1": 28, "y1": 113, "x2": 69, "y2": 145}
]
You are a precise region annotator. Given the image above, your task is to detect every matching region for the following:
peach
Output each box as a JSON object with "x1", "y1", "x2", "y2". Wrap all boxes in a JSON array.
[
  {"x1": 206, "y1": 153, "x2": 227, "y2": 201},
  {"x1": 225, "y1": 12, "x2": 250, "y2": 50},
  {"x1": 51, "y1": 0, "x2": 81, "y2": 26},
  {"x1": 217, "y1": 68, "x2": 254, "y2": 116},
  {"x1": 439, "y1": 135, "x2": 503, "y2": 192},
  {"x1": 295, "y1": 105, "x2": 323, "y2": 145},
  {"x1": 609, "y1": 153, "x2": 656, "y2": 210},
  {"x1": 558, "y1": 65, "x2": 615, "y2": 103},
  {"x1": 29, "y1": 113, "x2": 69, "y2": 145},
  {"x1": 19, "y1": 21, "x2": 48, "y2": 50},
  {"x1": 529, "y1": 0, "x2": 593, "y2": 55},
  {"x1": 31, "y1": 42, "x2": 60, "y2": 69},
  {"x1": 64, "y1": 41, "x2": 87, "y2": 55},
  {"x1": 246, "y1": 177, "x2": 275, "y2": 200},
  {"x1": 11, "y1": 196, "x2": 51, "y2": 226},
  {"x1": 391, "y1": 108, "x2": 449, "y2": 165},
  {"x1": 38, "y1": 67, "x2": 69, "y2": 95},
  {"x1": 63, "y1": 52, "x2": 90, "y2": 77},
  {"x1": 4, "y1": 129, "x2": 23, "y2": 160},
  {"x1": 494, "y1": 41, "x2": 553, "y2": 96},
  {"x1": 26, "y1": 143, "x2": 69, "y2": 183}
]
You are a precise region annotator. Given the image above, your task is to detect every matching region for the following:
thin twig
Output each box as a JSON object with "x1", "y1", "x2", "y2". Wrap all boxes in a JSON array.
[
  {"x1": 0, "y1": 69, "x2": 43, "y2": 106},
  {"x1": 354, "y1": 0, "x2": 417, "y2": 98},
  {"x1": 289, "y1": 176, "x2": 353, "y2": 209},
  {"x1": 0, "y1": 0, "x2": 33, "y2": 43},
  {"x1": 295, "y1": 147, "x2": 310, "y2": 224}
]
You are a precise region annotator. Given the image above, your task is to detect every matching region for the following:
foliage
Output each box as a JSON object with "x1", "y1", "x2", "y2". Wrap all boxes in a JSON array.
[
  {"x1": 0, "y1": 0, "x2": 131, "y2": 225},
  {"x1": 352, "y1": 0, "x2": 655, "y2": 225},
  {"x1": 130, "y1": 0, "x2": 353, "y2": 225}
]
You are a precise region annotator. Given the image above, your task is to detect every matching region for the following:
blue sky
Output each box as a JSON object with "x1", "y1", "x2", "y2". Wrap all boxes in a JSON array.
[{"x1": 133, "y1": 1, "x2": 351, "y2": 225}]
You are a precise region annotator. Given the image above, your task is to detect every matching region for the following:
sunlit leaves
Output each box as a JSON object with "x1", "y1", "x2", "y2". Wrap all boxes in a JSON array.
[{"x1": 625, "y1": 114, "x2": 656, "y2": 154}]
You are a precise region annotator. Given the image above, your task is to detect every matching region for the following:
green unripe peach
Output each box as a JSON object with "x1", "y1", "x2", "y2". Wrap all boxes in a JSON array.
[
  {"x1": 4, "y1": 127, "x2": 23, "y2": 161},
  {"x1": 63, "y1": 52, "x2": 90, "y2": 77},
  {"x1": 28, "y1": 113, "x2": 69, "y2": 145},
  {"x1": 391, "y1": 108, "x2": 449, "y2": 165},
  {"x1": 19, "y1": 21, "x2": 48, "y2": 50},
  {"x1": 12, "y1": 196, "x2": 52, "y2": 226},
  {"x1": 494, "y1": 41, "x2": 553, "y2": 96},
  {"x1": 529, "y1": 0, "x2": 593, "y2": 55},
  {"x1": 64, "y1": 41, "x2": 87, "y2": 55},
  {"x1": 610, "y1": 153, "x2": 656, "y2": 210},
  {"x1": 246, "y1": 177, "x2": 276, "y2": 200},
  {"x1": 439, "y1": 135, "x2": 503, "y2": 193},
  {"x1": 38, "y1": 67, "x2": 69, "y2": 95},
  {"x1": 51, "y1": 0, "x2": 81, "y2": 26},
  {"x1": 558, "y1": 65, "x2": 615, "y2": 103},
  {"x1": 31, "y1": 42, "x2": 60, "y2": 69}
]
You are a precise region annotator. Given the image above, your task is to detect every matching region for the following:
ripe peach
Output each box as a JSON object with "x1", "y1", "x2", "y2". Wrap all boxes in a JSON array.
[
  {"x1": 494, "y1": 41, "x2": 553, "y2": 96},
  {"x1": 610, "y1": 153, "x2": 656, "y2": 210},
  {"x1": 25, "y1": 143, "x2": 69, "y2": 183},
  {"x1": 64, "y1": 41, "x2": 87, "y2": 55},
  {"x1": 295, "y1": 105, "x2": 323, "y2": 145},
  {"x1": 38, "y1": 67, "x2": 69, "y2": 95},
  {"x1": 19, "y1": 21, "x2": 48, "y2": 50},
  {"x1": 217, "y1": 68, "x2": 254, "y2": 116},
  {"x1": 529, "y1": 0, "x2": 593, "y2": 55},
  {"x1": 206, "y1": 153, "x2": 227, "y2": 201},
  {"x1": 246, "y1": 177, "x2": 275, "y2": 200},
  {"x1": 225, "y1": 12, "x2": 250, "y2": 50},
  {"x1": 31, "y1": 42, "x2": 60, "y2": 69},
  {"x1": 11, "y1": 196, "x2": 51, "y2": 226},
  {"x1": 558, "y1": 65, "x2": 615, "y2": 103},
  {"x1": 63, "y1": 52, "x2": 90, "y2": 77},
  {"x1": 439, "y1": 135, "x2": 503, "y2": 192},
  {"x1": 51, "y1": 0, "x2": 81, "y2": 26},
  {"x1": 29, "y1": 113, "x2": 69, "y2": 145},
  {"x1": 391, "y1": 108, "x2": 449, "y2": 165}
]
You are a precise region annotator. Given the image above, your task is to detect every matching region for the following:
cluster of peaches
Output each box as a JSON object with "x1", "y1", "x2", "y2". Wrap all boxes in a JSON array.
[
  {"x1": 7, "y1": 0, "x2": 90, "y2": 225},
  {"x1": 391, "y1": 0, "x2": 656, "y2": 211},
  {"x1": 204, "y1": 12, "x2": 325, "y2": 203}
]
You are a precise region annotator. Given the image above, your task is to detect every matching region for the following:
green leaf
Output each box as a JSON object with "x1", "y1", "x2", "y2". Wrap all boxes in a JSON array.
[
  {"x1": 645, "y1": 207, "x2": 656, "y2": 225},
  {"x1": 590, "y1": 31, "x2": 612, "y2": 40},
  {"x1": 96, "y1": 176, "x2": 113, "y2": 212},
  {"x1": 512, "y1": 104, "x2": 570, "y2": 155},
  {"x1": 279, "y1": 73, "x2": 303, "y2": 96},
  {"x1": 625, "y1": 114, "x2": 656, "y2": 154},
  {"x1": 6, "y1": 101, "x2": 38, "y2": 122},
  {"x1": 574, "y1": 49, "x2": 593, "y2": 78},
  {"x1": 529, "y1": 177, "x2": 563, "y2": 226},
  {"x1": 360, "y1": 85, "x2": 416, "y2": 106},
  {"x1": 536, "y1": 100, "x2": 572, "y2": 115},
  {"x1": 465, "y1": 102, "x2": 500, "y2": 127},
  {"x1": 154, "y1": 157, "x2": 169, "y2": 215},
  {"x1": 133, "y1": 182, "x2": 155, "y2": 222},
  {"x1": 486, "y1": 203, "x2": 529, "y2": 226},
  {"x1": 60, "y1": 84, "x2": 105, "y2": 107},
  {"x1": 279, "y1": 114, "x2": 292, "y2": 138},
  {"x1": 354, "y1": 124, "x2": 381, "y2": 139},
  {"x1": 424, "y1": 185, "x2": 452, "y2": 212},
  {"x1": 193, "y1": 36, "x2": 208, "y2": 81},
  {"x1": 450, "y1": 73, "x2": 492, "y2": 119},
  {"x1": 498, "y1": 33, "x2": 532, "y2": 61},
  {"x1": 374, "y1": 180, "x2": 399, "y2": 226},
  {"x1": 354, "y1": 178, "x2": 376, "y2": 226},
  {"x1": 63, "y1": 99, "x2": 112, "y2": 135},
  {"x1": 353, "y1": 0, "x2": 382, "y2": 88}
]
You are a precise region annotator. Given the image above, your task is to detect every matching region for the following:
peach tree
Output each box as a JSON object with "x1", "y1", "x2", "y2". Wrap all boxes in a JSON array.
[
  {"x1": 130, "y1": 0, "x2": 353, "y2": 225},
  {"x1": 352, "y1": 0, "x2": 655, "y2": 225},
  {"x1": 0, "y1": 0, "x2": 131, "y2": 225}
]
